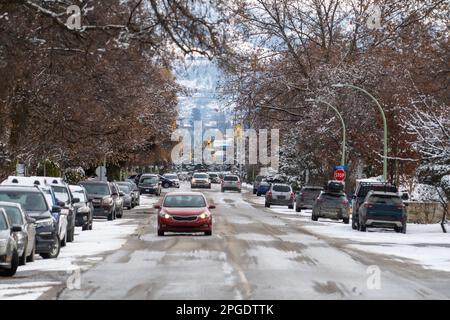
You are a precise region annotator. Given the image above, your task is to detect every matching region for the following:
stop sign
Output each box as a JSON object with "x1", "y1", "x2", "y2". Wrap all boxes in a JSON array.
[{"x1": 334, "y1": 169, "x2": 346, "y2": 181}]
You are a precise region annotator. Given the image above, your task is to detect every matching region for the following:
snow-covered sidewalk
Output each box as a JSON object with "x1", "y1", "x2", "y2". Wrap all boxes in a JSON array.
[{"x1": 0, "y1": 218, "x2": 138, "y2": 300}]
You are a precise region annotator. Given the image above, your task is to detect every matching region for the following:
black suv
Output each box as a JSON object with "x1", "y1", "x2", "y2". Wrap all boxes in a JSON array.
[
  {"x1": 351, "y1": 181, "x2": 398, "y2": 230},
  {"x1": 0, "y1": 186, "x2": 62, "y2": 259}
]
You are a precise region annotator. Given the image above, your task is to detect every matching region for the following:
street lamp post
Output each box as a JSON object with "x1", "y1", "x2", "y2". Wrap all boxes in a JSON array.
[
  {"x1": 306, "y1": 99, "x2": 346, "y2": 167},
  {"x1": 332, "y1": 84, "x2": 388, "y2": 182}
]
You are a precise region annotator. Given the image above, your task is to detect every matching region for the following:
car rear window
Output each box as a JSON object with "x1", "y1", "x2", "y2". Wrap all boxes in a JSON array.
[
  {"x1": 273, "y1": 185, "x2": 291, "y2": 192},
  {"x1": 163, "y1": 195, "x2": 206, "y2": 208},
  {"x1": 224, "y1": 176, "x2": 239, "y2": 181},
  {"x1": 368, "y1": 195, "x2": 402, "y2": 205},
  {"x1": 320, "y1": 193, "x2": 345, "y2": 201},
  {"x1": 357, "y1": 184, "x2": 398, "y2": 198},
  {"x1": 140, "y1": 177, "x2": 159, "y2": 184},
  {"x1": 209, "y1": 174, "x2": 218, "y2": 178},
  {"x1": 81, "y1": 183, "x2": 111, "y2": 196}
]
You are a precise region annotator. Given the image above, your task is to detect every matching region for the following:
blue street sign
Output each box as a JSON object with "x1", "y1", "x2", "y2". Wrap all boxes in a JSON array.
[{"x1": 335, "y1": 165, "x2": 348, "y2": 171}]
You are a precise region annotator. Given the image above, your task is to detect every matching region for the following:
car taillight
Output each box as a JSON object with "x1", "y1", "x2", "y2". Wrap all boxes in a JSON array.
[
  {"x1": 364, "y1": 203, "x2": 373, "y2": 208},
  {"x1": 267, "y1": 192, "x2": 272, "y2": 198},
  {"x1": 290, "y1": 192, "x2": 295, "y2": 200},
  {"x1": 397, "y1": 204, "x2": 405, "y2": 210}
]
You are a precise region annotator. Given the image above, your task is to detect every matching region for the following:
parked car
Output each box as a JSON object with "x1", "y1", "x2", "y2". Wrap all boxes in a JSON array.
[
  {"x1": 190, "y1": 173, "x2": 211, "y2": 189},
  {"x1": 130, "y1": 182, "x2": 140, "y2": 207},
  {"x1": 252, "y1": 175, "x2": 266, "y2": 194},
  {"x1": 311, "y1": 191, "x2": 350, "y2": 223},
  {"x1": 358, "y1": 191, "x2": 407, "y2": 233},
  {"x1": 0, "y1": 186, "x2": 61, "y2": 259},
  {"x1": 138, "y1": 174, "x2": 162, "y2": 196},
  {"x1": 256, "y1": 179, "x2": 271, "y2": 196},
  {"x1": 162, "y1": 174, "x2": 180, "y2": 188},
  {"x1": 155, "y1": 192, "x2": 215, "y2": 236},
  {"x1": 0, "y1": 208, "x2": 21, "y2": 276},
  {"x1": 0, "y1": 202, "x2": 36, "y2": 265},
  {"x1": 50, "y1": 183, "x2": 78, "y2": 243},
  {"x1": 221, "y1": 175, "x2": 241, "y2": 192},
  {"x1": 265, "y1": 184, "x2": 295, "y2": 209},
  {"x1": 1, "y1": 178, "x2": 68, "y2": 248},
  {"x1": 351, "y1": 180, "x2": 398, "y2": 230},
  {"x1": 209, "y1": 173, "x2": 221, "y2": 184},
  {"x1": 110, "y1": 183, "x2": 124, "y2": 219},
  {"x1": 295, "y1": 186, "x2": 324, "y2": 212},
  {"x1": 116, "y1": 182, "x2": 133, "y2": 209},
  {"x1": 79, "y1": 181, "x2": 116, "y2": 220},
  {"x1": 69, "y1": 185, "x2": 93, "y2": 231}
]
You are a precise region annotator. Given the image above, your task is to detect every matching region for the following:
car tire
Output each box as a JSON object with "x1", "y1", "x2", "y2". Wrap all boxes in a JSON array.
[
  {"x1": 26, "y1": 244, "x2": 35, "y2": 263},
  {"x1": 311, "y1": 215, "x2": 318, "y2": 221},
  {"x1": 253, "y1": 189, "x2": 257, "y2": 195},
  {"x1": 0, "y1": 250, "x2": 19, "y2": 277},
  {"x1": 221, "y1": 188, "x2": 224, "y2": 193},
  {"x1": 67, "y1": 228, "x2": 75, "y2": 243},
  {"x1": 19, "y1": 245, "x2": 27, "y2": 266},
  {"x1": 359, "y1": 222, "x2": 367, "y2": 232},
  {"x1": 257, "y1": 193, "x2": 261, "y2": 197},
  {"x1": 351, "y1": 218, "x2": 358, "y2": 230},
  {"x1": 61, "y1": 232, "x2": 67, "y2": 247},
  {"x1": 343, "y1": 218, "x2": 350, "y2": 224},
  {"x1": 205, "y1": 230, "x2": 212, "y2": 236},
  {"x1": 265, "y1": 202, "x2": 270, "y2": 208},
  {"x1": 82, "y1": 224, "x2": 88, "y2": 231},
  {"x1": 296, "y1": 206, "x2": 301, "y2": 212},
  {"x1": 40, "y1": 236, "x2": 61, "y2": 259},
  {"x1": 163, "y1": 182, "x2": 170, "y2": 188},
  {"x1": 157, "y1": 230, "x2": 164, "y2": 236},
  {"x1": 108, "y1": 212, "x2": 113, "y2": 221},
  {"x1": 288, "y1": 204, "x2": 294, "y2": 209}
]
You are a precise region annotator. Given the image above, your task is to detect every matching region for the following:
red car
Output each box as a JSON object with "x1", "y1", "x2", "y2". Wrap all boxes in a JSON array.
[{"x1": 155, "y1": 192, "x2": 215, "y2": 236}]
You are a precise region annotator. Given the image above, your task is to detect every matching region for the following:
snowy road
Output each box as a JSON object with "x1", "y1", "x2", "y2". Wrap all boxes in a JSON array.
[{"x1": 43, "y1": 182, "x2": 450, "y2": 300}]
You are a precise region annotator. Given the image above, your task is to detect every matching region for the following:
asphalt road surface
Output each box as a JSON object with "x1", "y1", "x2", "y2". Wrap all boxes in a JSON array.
[{"x1": 49, "y1": 184, "x2": 450, "y2": 300}]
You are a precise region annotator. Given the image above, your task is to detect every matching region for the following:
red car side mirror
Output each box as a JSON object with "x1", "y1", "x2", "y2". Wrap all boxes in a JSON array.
[
  {"x1": 153, "y1": 204, "x2": 161, "y2": 209},
  {"x1": 208, "y1": 204, "x2": 216, "y2": 209}
]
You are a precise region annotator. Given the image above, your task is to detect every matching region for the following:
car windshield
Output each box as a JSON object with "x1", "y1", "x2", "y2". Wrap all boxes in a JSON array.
[
  {"x1": 209, "y1": 174, "x2": 218, "y2": 178},
  {"x1": 368, "y1": 195, "x2": 402, "y2": 205},
  {"x1": 0, "y1": 212, "x2": 7, "y2": 230},
  {"x1": 273, "y1": 185, "x2": 291, "y2": 192},
  {"x1": 81, "y1": 183, "x2": 110, "y2": 196},
  {"x1": 193, "y1": 174, "x2": 208, "y2": 179},
  {"x1": 0, "y1": 191, "x2": 48, "y2": 213},
  {"x1": 163, "y1": 195, "x2": 206, "y2": 208},
  {"x1": 164, "y1": 175, "x2": 178, "y2": 180},
  {"x1": 52, "y1": 185, "x2": 69, "y2": 203},
  {"x1": 118, "y1": 185, "x2": 130, "y2": 193},
  {"x1": 140, "y1": 177, "x2": 159, "y2": 184},
  {"x1": 71, "y1": 190, "x2": 87, "y2": 202},
  {"x1": 0, "y1": 206, "x2": 23, "y2": 225}
]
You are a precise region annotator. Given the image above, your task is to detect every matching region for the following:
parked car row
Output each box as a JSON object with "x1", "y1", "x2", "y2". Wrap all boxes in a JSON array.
[
  {"x1": 0, "y1": 176, "x2": 141, "y2": 277},
  {"x1": 252, "y1": 176, "x2": 408, "y2": 234}
]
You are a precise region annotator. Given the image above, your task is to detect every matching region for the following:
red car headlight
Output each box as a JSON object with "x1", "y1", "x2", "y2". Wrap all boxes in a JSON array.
[{"x1": 199, "y1": 212, "x2": 211, "y2": 219}]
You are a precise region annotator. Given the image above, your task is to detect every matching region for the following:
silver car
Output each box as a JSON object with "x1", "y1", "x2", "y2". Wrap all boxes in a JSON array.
[
  {"x1": 295, "y1": 186, "x2": 324, "y2": 212},
  {"x1": 191, "y1": 173, "x2": 211, "y2": 189},
  {"x1": 265, "y1": 184, "x2": 294, "y2": 209},
  {"x1": 0, "y1": 202, "x2": 36, "y2": 265},
  {"x1": 221, "y1": 175, "x2": 241, "y2": 192},
  {"x1": 0, "y1": 208, "x2": 21, "y2": 276},
  {"x1": 312, "y1": 191, "x2": 350, "y2": 224}
]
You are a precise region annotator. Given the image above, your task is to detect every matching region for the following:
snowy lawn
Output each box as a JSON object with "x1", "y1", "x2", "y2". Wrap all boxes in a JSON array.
[{"x1": 0, "y1": 218, "x2": 138, "y2": 300}]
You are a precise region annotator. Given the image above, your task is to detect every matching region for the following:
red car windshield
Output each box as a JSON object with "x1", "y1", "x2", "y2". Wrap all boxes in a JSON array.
[{"x1": 164, "y1": 195, "x2": 206, "y2": 208}]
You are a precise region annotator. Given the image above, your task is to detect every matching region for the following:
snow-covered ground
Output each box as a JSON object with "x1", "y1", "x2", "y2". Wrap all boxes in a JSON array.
[
  {"x1": 0, "y1": 218, "x2": 138, "y2": 300},
  {"x1": 263, "y1": 203, "x2": 450, "y2": 273}
]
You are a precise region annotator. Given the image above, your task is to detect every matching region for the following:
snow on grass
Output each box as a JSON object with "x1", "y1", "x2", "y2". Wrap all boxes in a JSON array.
[{"x1": 303, "y1": 221, "x2": 450, "y2": 273}]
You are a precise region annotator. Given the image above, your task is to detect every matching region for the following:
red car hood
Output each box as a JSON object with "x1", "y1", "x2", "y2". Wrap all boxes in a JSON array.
[{"x1": 162, "y1": 207, "x2": 207, "y2": 216}]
